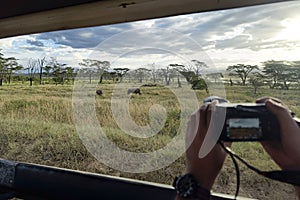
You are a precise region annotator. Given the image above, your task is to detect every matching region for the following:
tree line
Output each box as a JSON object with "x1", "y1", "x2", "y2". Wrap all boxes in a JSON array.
[
  {"x1": 0, "y1": 50, "x2": 299, "y2": 92},
  {"x1": 0, "y1": 51, "x2": 76, "y2": 86},
  {"x1": 227, "y1": 61, "x2": 300, "y2": 93},
  {"x1": 0, "y1": 51, "x2": 211, "y2": 89}
]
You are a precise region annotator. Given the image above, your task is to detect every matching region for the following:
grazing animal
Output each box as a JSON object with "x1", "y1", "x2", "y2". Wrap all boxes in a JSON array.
[
  {"x1": 96, "y1": 90, "x2": 103, "y2": 96},
  {"x1": 127, "y1": 88, "x2": 141, "y2": 95}
]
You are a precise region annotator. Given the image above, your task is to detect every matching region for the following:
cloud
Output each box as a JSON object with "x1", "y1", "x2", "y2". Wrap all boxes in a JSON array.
[
  {"x1": 36, "y1": 23, "x2": 133, "y2": 49},
  {"x1": 23, "y1": 46, "x2": 44, "y2": 51},
  {"x1": 0, "y1": 0, "x2": 300, "y2": 70},
  {"x1": 26, "y1": 39, "x2": 44, "y2": 47},
  {"x1": 215, "y1": 35, "x2": 251, "y2": 50},
  {"x1": 184, "y1": 1, "x2": 300, "y2": 51}
]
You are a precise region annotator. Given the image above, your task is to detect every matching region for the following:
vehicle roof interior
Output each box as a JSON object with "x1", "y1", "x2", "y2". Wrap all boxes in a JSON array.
[{"x1": 0, "y1": 0, "x2": 289, "y2": 39}]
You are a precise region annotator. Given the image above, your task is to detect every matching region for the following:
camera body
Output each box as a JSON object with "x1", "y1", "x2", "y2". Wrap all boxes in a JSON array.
[{"x1": 216, "y1": 103, "x2": 281, "y2": 142}]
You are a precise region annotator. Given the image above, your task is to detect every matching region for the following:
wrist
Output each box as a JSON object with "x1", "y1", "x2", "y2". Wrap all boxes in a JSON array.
[
  {"x1": 173, "y1": 173, "x2": 211, "y2": 199},
  {"x1": 186, "y1": 168, "x2": 215, "y2": 191}
]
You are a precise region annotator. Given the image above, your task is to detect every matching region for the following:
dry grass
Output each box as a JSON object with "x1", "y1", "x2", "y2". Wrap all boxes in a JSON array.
[{"x1": 0, "y1": 83, "x2": 299, "y2": 199}]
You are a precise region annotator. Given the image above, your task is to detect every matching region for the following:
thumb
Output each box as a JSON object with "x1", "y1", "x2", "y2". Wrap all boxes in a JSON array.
[
  {"x1": 265, "y1": 99, "x2": 294, "y2": 126},
  {"x1": 265, "y1": 99, "x2": 288, "y2": 114}
]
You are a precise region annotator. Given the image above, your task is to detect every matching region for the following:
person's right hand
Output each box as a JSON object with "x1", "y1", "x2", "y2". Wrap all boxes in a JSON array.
[
  {"x1": 256, "y1": 97, "x2": 300, "y2": 171},
  {"x1": 257, "y1": 97, "x2": 300, "y2": 197}
]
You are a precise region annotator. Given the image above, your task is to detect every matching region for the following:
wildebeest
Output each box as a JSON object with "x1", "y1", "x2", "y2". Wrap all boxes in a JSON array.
[
  {"x1": 127, "y1": 88, "x2": 141, "y2": 95},
  {"x1": 96, "y1": 90, "x2": 103, "y2": 96}
]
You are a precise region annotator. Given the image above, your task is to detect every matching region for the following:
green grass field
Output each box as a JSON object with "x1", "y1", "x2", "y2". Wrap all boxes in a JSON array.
[{"x1": 0, "y1": 83, "x2": 298, "y2": 199}]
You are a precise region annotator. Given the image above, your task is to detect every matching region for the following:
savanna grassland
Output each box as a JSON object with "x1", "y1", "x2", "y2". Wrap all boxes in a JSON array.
[{"x1": 0, "y1": 83, "x2": 299, "y2": 199}]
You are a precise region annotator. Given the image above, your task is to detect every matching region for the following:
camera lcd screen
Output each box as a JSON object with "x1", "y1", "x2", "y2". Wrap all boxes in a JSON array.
[{"x1": 227, "y1": 118, "x2": 262, "y2": 140}]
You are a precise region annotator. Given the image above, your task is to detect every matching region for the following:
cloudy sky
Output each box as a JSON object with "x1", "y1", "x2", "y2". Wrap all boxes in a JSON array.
[{"x1": 1, "y1": 1, "x2": 300, "y2": 72}]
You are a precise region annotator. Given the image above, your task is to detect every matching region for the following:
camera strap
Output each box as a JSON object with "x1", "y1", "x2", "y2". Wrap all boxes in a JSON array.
[{"x1": 218, "y1": 142, "x2": 300, "y2": 199}]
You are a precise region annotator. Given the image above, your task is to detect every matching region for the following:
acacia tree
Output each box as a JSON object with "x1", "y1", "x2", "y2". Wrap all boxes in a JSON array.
[
  {"x1": 180, "y1": 71, "x2": 195, "y2": 83},
  {"x1": 4, "y1": 57, "x2": 22, "y2": 84},
  {"x1": 290, "y1": 61, "x2": 300, "y2": 85},
  {"x1": 169, "y1": 63, "x2": 185, "y2": 88},
  {"x1": 206, "y1": 72, "x2": 223, "y2": 83},
  {"x1": 249, "y1": 72, "x2": 264, "y2": 94},
  {"x1": 113, "y1": 67, "x2": 129, "y2": 82},
  {"x1": 79, "y1": 59, "x2": 96, "y2": 83},
  {"x1": 262, "y1": 60, "x2": 294, "y2": 90},
  {"x1": 0, "y1": 51, "x2": 7, "y2": 86},
  {"x1": 37, "y1": 57, "x2": 46, "y2": 85},
  {"x1": 26, "y1": 59, "x2": 38, "y2": 86},
  {"x1": 26, "y1": 58, "x2": 48, "y2": 86},
  {"x1": 95, "y1": 60, "x2": 110, "y2": 83},
  {"x1": 44, "y1": 64, "x2": 53, "y2": 83},
  {"x1": 65, "y1": 66, "x2": 75, "y2": 84},
  {"x1": 79, "y1": 59, "x2": 110, "y2": 84},
  {"x1": 160, "y1": 65, "x2": 173, "y2": 85},
  {"x1": 134, "y1": 68, "x2": 150, "y2": 83},
  {"x1": 262, "y1": 60, "x2": 284, "y2": 89},
  {"x1": 148, "y1": 63, "x2": 158, "y2": 84},
  {"x1": 190, "y1": 60, "x2": 208, "y2": 77},
  {"x1": 48, "y1": 58, "x2": 68, "y2": 85},
  {"x1": 227, "y1": 64, "x2": 259, "y2": 85},
  {"x1": 0, "y1": 51, "x2": 21, "y2": 85},
  {"x1": 6, "y1": 57, "x2": 17, "y2": 84}
]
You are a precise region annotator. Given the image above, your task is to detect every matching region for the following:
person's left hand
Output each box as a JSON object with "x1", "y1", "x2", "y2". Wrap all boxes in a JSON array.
[{"x1": 185, "y1": 102, "x2": 229, "y2": 190}]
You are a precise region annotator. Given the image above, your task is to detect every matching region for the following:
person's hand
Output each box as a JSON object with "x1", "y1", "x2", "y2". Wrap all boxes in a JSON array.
[
  {"x1": 256, "y1": 97, "x2": 300, "y2": 198},
  {"x1": 256, "y1": 97, "x2": 300, "y2": 170},
  {"x1": 185, "y1": 102, "x2": 228, "y2": 191}
]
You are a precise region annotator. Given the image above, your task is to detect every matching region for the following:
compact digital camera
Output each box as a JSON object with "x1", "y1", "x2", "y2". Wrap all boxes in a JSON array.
[{"x1": 216, "y1": 103, "x2": 281, "y2": 142}]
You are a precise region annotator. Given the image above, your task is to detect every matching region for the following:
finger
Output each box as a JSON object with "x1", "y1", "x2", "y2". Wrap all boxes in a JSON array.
[
  {"x1": 256, "y1": 96, "x2": 281, "y2": 103},
  {"x1": 256, "y1": 97, "x2": 288, "y2": 108},
  {"x1": 206, "y1": 104, "x2": 212, "y2": 130},
  {"x1": 186, "y1": 105, "x2": 207, "y2": 148},
  {"x1": 200, "y1": 103, "x2": 210, "y2": 130},
  {"x1": 185, "y1": 109, "x2": 201, "y2": 148},
  {"x1": 205, "y1": 100, "x2": 219, "y2": 129},
  {"x1": 265, "y1": 99, "x2": 291, "y2": 120},
  {"x1": 186, "y1": 105, "x2": 210, "y2": 160},
  {"x1": 256, "y1": 97, "x2": 291, "y2": 115},
  {"x1": 265, "y1": 99, "x2": 299, "y2": 138},
  {"x1": 198, "y1": 101, "x2": 223, "y2": 158}
]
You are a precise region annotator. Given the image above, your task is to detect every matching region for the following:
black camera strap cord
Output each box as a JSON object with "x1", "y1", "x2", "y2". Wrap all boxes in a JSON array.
[{"x1": 218, "y1": 141, "x2": 300, "y2": 199}]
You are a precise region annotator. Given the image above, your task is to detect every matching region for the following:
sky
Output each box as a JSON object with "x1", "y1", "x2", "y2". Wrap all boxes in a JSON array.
[{"x1": 1, "y1": 1, "x2": 300, "y2": 73}]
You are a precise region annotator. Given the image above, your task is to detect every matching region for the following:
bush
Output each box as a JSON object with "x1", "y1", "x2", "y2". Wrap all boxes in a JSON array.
[{"x1": 191, "y1": 78, "x2": 208, "y2": 90}]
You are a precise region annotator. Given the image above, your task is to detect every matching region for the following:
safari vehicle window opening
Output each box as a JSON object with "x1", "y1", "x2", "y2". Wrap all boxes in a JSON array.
[{"x1": 0, "y1": 0, "x2": 299, "y2": 200}]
